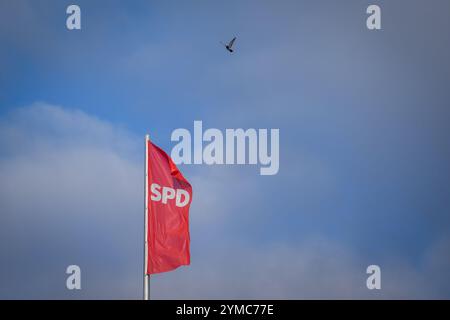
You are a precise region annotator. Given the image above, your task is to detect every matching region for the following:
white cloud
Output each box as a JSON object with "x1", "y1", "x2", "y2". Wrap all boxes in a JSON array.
[
  {"x1": 152, "y1": 236, "x2": 447, "y2": 299},
  {"x1": 0, "y1": 103, "x2": 449, "y2": 299},
  {"x1": 0, "y1": 103, "x2": 143, "y2": 298}
]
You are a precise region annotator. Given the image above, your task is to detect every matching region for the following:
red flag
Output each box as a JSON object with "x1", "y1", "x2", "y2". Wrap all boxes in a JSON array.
[{"x1": 146, "y1": 140, "x2": 192, "y2": 274}]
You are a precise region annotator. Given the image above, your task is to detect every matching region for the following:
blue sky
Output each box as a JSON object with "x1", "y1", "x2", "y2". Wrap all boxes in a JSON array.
[{"x1": 1, "y1": 0, "x2": 450, "y2": 299}]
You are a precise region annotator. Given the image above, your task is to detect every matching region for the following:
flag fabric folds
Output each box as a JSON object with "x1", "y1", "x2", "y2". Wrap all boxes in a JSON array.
[{"x1": 146, "y1": 140, "x2": 192, "y2": 275}]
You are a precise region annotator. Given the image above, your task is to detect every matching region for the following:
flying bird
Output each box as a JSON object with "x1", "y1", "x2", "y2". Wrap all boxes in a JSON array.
[{"x1": 222, "y1": 37, "x2": 236, "y2": 53}]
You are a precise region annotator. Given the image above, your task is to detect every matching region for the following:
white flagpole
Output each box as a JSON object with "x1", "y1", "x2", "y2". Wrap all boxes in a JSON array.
[{"x1": 144, "y1": 134, "x2": 150, "y2": 300}]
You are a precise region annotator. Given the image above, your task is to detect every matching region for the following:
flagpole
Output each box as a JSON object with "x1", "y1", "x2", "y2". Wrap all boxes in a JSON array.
[{"x1": 144, "y1": 134, "x2": 150, "y2": 300}]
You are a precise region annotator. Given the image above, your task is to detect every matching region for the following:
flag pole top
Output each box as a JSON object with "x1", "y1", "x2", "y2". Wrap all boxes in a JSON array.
[{"x1": 145, "y1": 134, "x2": 150, "y2": 141}]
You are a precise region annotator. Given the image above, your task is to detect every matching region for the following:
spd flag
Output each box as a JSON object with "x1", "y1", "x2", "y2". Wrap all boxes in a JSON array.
[{"x1": 146, "y1": 140, "x2": 192, "y2": 274}]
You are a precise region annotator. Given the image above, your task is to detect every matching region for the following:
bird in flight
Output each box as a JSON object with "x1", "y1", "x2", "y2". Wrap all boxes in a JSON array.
[{"x1": 222, "y1": 37, "x2": 236, "y2": 53}]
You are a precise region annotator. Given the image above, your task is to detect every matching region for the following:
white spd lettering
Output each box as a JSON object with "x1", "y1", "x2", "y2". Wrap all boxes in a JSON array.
[{"x1": 150, "y1": 183, "x2": 190, "y2": 207}]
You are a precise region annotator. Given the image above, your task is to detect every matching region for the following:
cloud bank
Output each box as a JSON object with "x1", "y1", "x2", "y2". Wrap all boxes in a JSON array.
[{"x1": 1, "y1": 104, "x2": 449, "y2": 299}]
